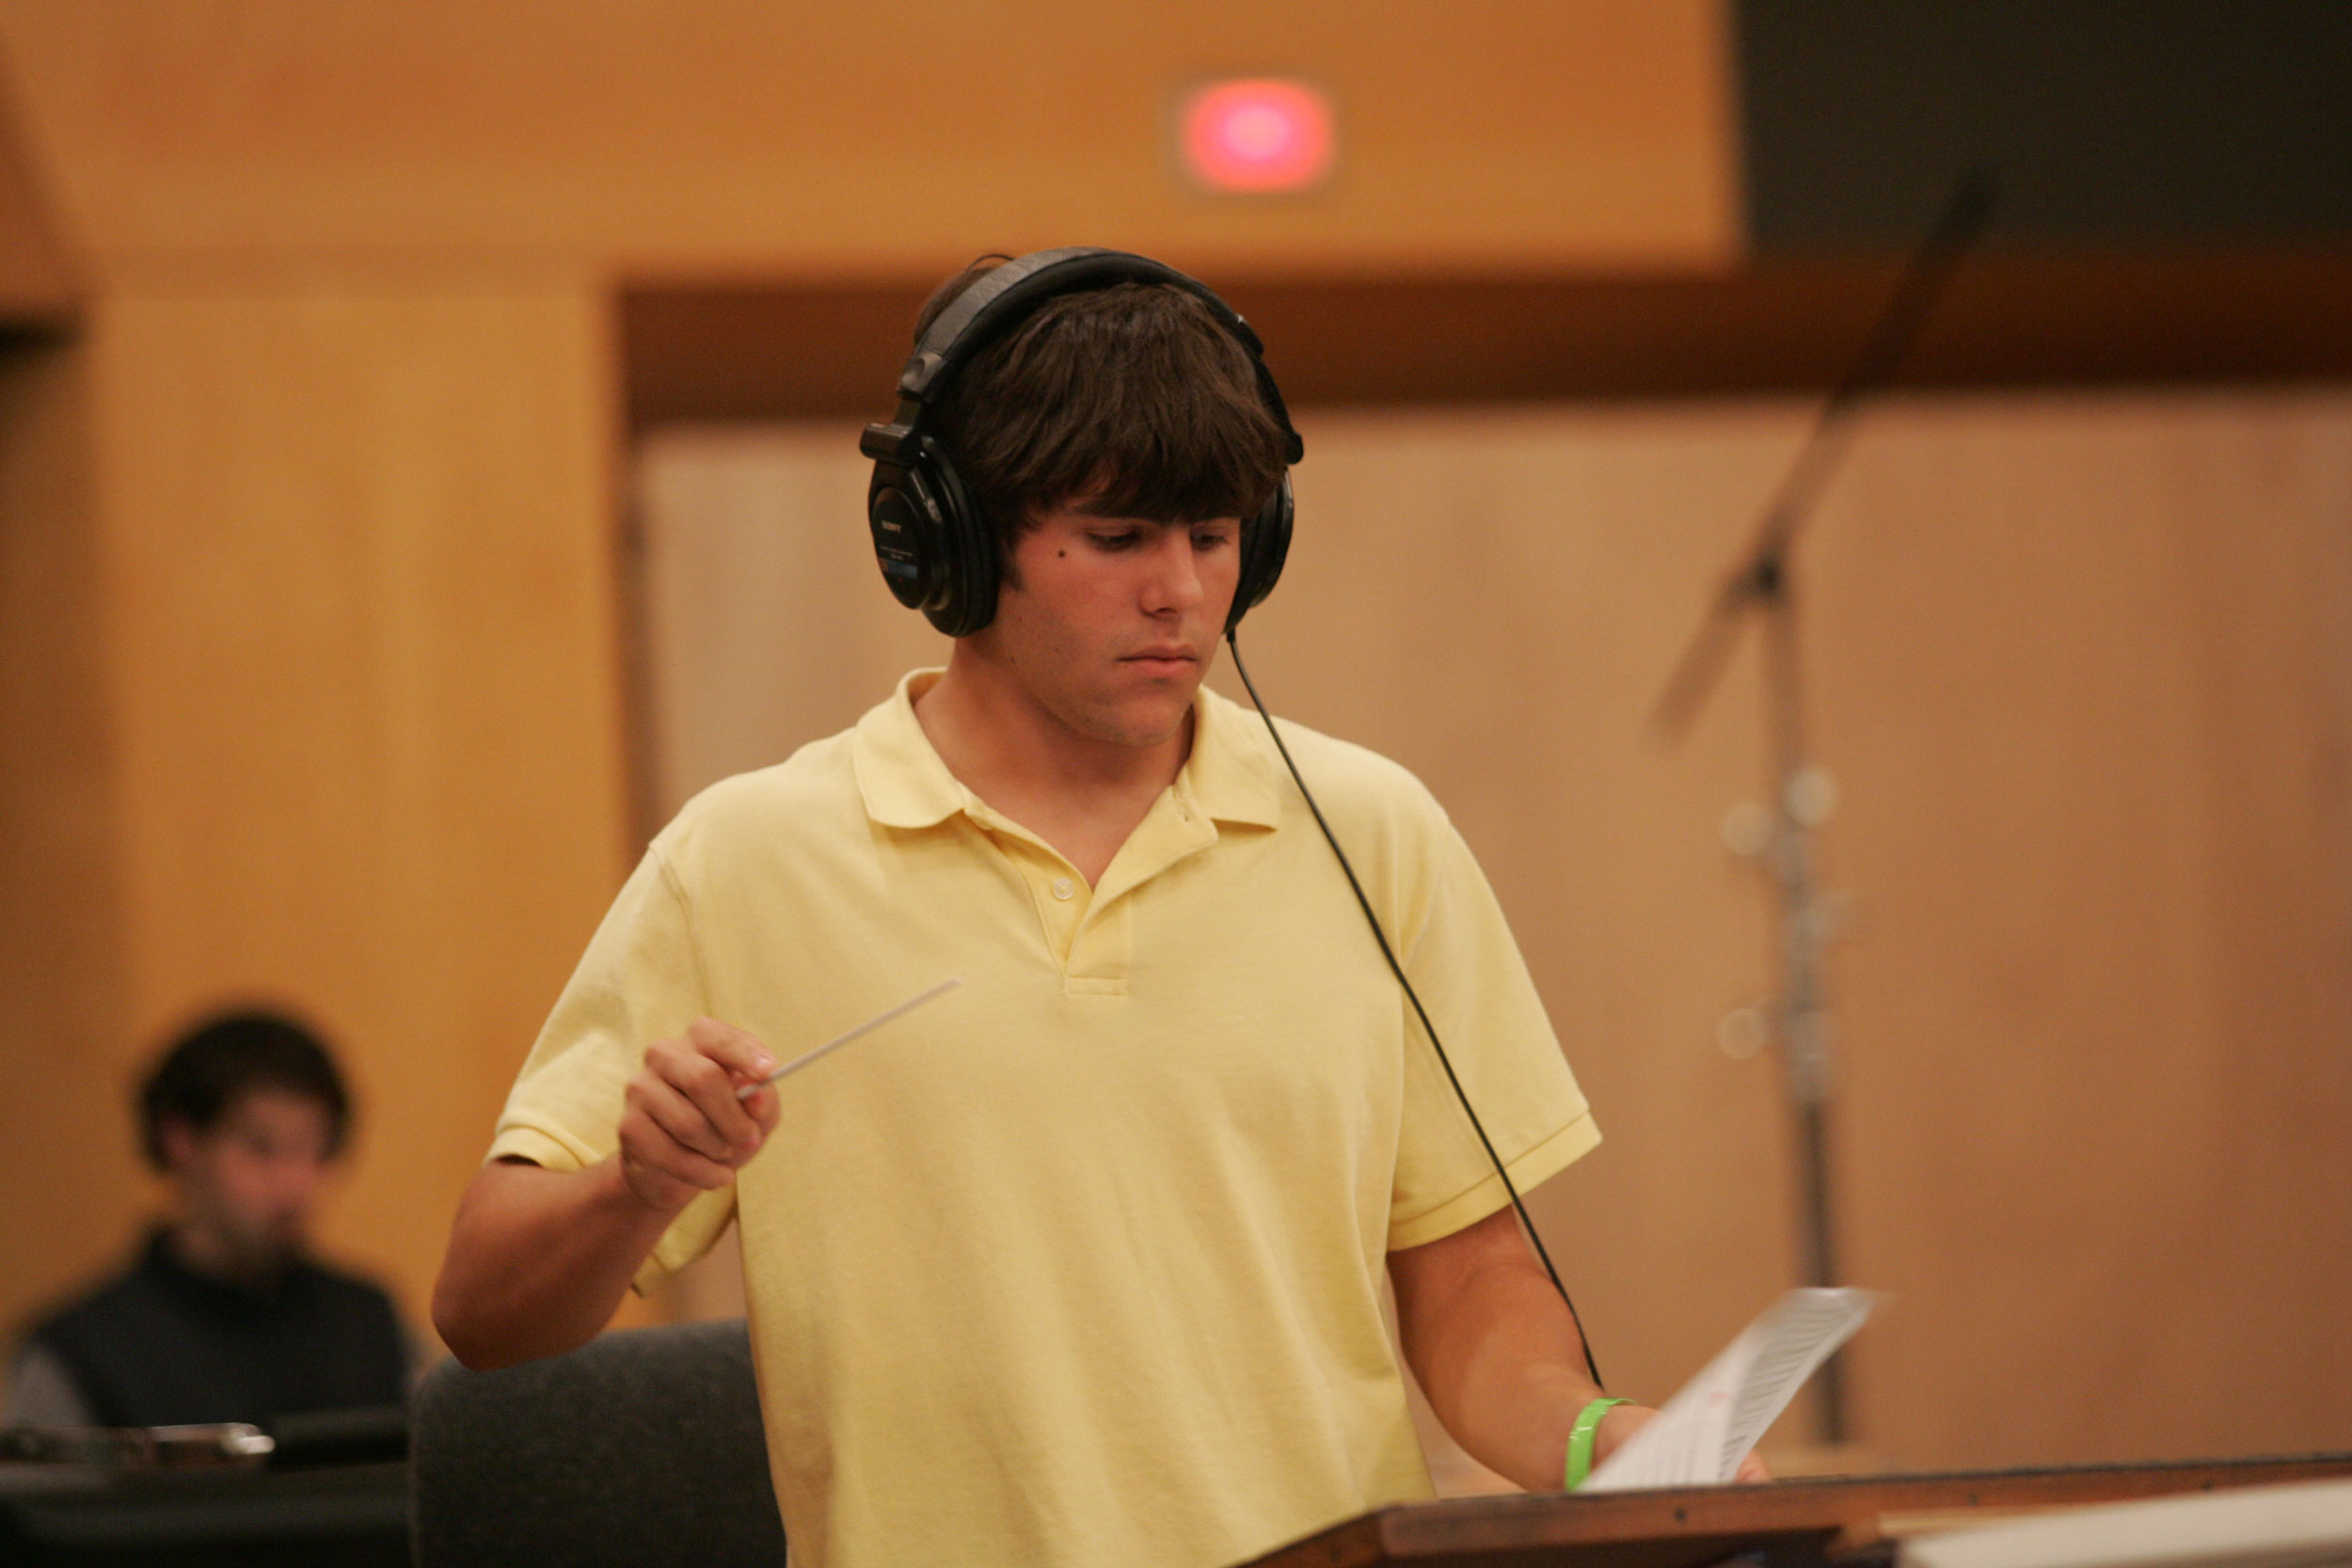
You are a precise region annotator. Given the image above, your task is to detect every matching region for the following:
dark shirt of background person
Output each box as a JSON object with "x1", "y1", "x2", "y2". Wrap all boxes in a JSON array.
[{"x1": 4, "y1": 1009, "x2": 410, "y2": 1429}]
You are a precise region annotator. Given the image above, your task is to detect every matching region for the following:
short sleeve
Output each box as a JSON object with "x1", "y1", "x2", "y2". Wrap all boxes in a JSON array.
[
  {"x1": 1384, "y1": 801, "x2": 1599, "y2": 1251},
  {"x1": 488, "y1": 844, "x2": 738, "y2": 1291}
]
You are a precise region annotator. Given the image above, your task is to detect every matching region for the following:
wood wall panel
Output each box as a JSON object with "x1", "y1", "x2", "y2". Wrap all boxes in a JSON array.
[
  {"x1": 623, "y1": 251, "x2": 2352, "y2": 429},
  {"x1": 637, "y1": 426, "x2": 950, "y2": 820},
  {"x1": 60, "y1": 282, "x2": 635, "y2": 1338},
  {"x1": 0, "y1": 341, "x2": 136, "y2": 1341},
  {"x1": 0, "y1": 0, "x2": 1736, "y2": 277},
  {"x1": 0, "y1": 54, "x2": 76, "y2": 322},
  {"x1": 1808, "y1": 390, "x2": 2352, "y2": 1466},
  {"x1": 633, "y1": 389, "x2": 2352, "y2": 1473}
]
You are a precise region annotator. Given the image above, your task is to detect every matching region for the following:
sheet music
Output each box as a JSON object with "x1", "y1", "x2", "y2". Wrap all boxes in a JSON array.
[{"x1": 1581, "y1": 1288, "x2": 1874, "y2": 1492}]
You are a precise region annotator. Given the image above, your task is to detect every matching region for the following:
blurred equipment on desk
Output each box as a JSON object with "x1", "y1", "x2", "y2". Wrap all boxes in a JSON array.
[{"x1": 0, "y1": 1404, "x2": 408, "y2": 1566}]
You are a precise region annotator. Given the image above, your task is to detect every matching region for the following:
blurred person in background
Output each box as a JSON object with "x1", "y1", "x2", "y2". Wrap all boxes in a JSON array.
[{"x1": 4, "y1": 1010, "x2": 410, "y2": 1429}]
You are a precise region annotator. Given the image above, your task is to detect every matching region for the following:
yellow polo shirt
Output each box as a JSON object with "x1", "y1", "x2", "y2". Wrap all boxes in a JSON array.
[{"x1": 490, "y1": 672, "x2": 1597, "y2": 1568}]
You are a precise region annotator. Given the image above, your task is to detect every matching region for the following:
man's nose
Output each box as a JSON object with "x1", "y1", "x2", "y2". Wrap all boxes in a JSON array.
[{"x1": 1142, "y1": 531, "x2": 1204, "y2": 611}]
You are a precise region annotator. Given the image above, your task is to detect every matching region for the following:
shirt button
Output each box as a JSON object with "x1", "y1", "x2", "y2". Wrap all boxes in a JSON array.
[{"x1": 1051, "y1": 878, "x2": 1074, "y2": 900}]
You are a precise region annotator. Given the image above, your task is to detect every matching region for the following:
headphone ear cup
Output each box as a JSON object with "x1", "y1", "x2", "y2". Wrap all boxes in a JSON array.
[
  {"x1": 1226, "y1": 472, "x2": 1293, "y2": 632},
  {"x1": 920, "y1": 440, "x2": 999, "y2": 638},
  {"x1": 867, "y1": 457, "x2": 946, "y2": 613},
  {"x1": 866, "y1": 440, "x2": 1000, "y2": 637}
]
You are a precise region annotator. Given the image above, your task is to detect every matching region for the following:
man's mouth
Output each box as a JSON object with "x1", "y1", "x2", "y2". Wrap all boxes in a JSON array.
[{"x1": 1121, "y1": 647, "x2": 1199, "y2": 672}]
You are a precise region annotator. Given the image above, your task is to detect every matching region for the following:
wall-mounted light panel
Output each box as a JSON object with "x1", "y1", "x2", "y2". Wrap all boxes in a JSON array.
[{"x1": 1175, "y1": 77, "x2": 1335, "y2": 194}]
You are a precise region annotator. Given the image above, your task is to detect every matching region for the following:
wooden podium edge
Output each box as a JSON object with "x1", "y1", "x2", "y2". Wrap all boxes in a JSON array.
[{"x1": 1241, "y1": 1451, "x2": 2352, "y2": 1567}]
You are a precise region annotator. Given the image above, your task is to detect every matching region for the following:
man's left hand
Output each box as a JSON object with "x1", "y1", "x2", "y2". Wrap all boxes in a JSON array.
[{"x1": 1591, "y1": 1405, "x2": 1772, "y2": 1484}]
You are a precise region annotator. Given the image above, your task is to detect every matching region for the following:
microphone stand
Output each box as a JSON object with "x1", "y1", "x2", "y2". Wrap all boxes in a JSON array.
[{"x1": 1649, "y1": 173, "x2": 1994, "y2": 1448}]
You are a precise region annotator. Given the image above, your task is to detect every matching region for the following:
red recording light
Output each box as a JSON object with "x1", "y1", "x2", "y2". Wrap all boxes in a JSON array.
[{"x1": 1178, "y1": 78, "x2": 1334, "y2": 194}]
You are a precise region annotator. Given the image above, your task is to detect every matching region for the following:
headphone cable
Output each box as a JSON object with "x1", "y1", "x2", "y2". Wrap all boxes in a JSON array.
[{"x1": 1225, "y1": 628, "x2": 1606, "y2": 1390}]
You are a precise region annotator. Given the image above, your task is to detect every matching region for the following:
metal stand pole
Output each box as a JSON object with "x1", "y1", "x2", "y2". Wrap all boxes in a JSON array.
[
  {"x1": 1648, "y1": 172, "x2": 1995, "y2": 1449},
  {"x1": 1759, "y1": 564, "x2": 1846, "y2": 1444}
]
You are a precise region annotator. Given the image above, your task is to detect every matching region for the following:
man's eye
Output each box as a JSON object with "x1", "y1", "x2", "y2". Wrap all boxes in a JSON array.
[
  {"x1": 1090, "y1": 531, "x2": 1140, "y2": 551},
  {"x1": 1193, "y1": 530, "x2": 1233, "y2": 550}
]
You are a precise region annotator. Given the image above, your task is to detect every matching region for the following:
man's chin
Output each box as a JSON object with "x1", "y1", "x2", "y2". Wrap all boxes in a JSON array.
[{"x1": 1076, "y1": 695, "x2": 1195, "y2": 750}]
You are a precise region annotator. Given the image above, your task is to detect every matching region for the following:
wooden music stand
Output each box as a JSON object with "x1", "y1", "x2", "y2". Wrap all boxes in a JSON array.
[{"x1": 1237, "y1": 1452, "x2": 2352, "y2": 1568}]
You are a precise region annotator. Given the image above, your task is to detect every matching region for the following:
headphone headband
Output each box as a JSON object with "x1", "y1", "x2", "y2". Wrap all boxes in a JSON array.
[{"x1": 903, "y1": 249, "x2": 1240, "y2": 393}]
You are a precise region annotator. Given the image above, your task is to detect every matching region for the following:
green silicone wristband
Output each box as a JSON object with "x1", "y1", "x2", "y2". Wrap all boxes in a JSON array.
[{"x1": 1564, "y1": 1397, "x2": 1632, "y2": 1491}]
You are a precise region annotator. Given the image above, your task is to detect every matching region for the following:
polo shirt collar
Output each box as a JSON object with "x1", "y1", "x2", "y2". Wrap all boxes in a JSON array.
[
  {"x1": 1181, "y1": 683, "x2": 1285, "y2": 830},
  {"x1": 851, "y1": 669, "x2": 1285, "y2": 832},
  {"x1": 852, "y1": 671, "x2": 968, "y2": 829}
]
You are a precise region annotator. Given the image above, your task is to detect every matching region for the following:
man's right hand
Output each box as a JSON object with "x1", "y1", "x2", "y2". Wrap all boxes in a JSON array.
[
  {"x1": 434, "y1": 1016, "x2": 785, "y2": 1369},
  {"x1": 617, "y1": 1018, "x2": 783, "y2": 1212}
]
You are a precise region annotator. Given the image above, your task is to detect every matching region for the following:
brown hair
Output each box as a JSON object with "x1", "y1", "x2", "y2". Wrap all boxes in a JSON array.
[
  {"x1": 914, "y1": 257, "x2": 1292, "y2": 562},
  {"x1": 138, "y1": 1009, "x2": 350, "y2": 1170}
]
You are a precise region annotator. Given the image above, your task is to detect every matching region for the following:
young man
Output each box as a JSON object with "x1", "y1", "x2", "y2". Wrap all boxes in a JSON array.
[
  {"x1": 436, "y1": 251, "x2": 1682, "y2": 1568},
  {"x1": 8, "y1": 1011, "x2": 409, "y2": 1428}
]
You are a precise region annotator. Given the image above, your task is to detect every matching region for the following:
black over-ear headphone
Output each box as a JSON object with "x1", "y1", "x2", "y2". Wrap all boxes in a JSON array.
[{"x1": 859, "y1": 246, "x2": 1305, "y2": 638}]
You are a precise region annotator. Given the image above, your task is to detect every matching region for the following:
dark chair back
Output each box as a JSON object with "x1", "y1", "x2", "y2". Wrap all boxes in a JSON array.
[{"x1": 409, "y1": 1319, "x2": 784, "y2": 1567}]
